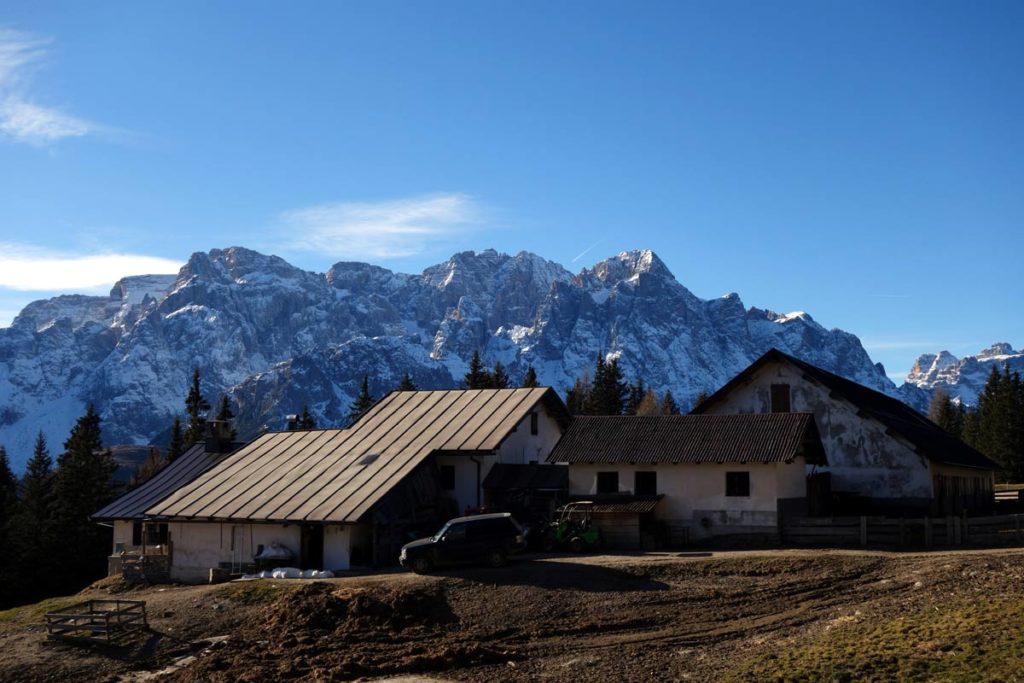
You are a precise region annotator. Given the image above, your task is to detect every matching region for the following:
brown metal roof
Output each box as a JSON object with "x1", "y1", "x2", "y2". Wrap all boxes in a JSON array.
[
  {"x1": 146, "y1": 388, "x2": 564, "y2": 523},
  {"x1": 548, "y1": 413, "x2": 826, "y2": 465},
  {"x1": 92, "y1": 442, "x2": 239, "y2": 521}
]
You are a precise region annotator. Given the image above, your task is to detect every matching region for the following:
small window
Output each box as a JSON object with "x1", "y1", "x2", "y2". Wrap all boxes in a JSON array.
[
  {"x1": 132, "y1": 522, "x2": 142, "y2": 546},
  {"x1": 635, "y1": 471, "x2": 657, "y2": 496},
  {"x1": 771, "y1": 384, "x2": 791, "y2": 413},
  {"x1": 439, "y1": 464, "x2": 456, "y2": 491},
  {"x1": 530, "y1": 411, "x2": 539, "y2": 435},
  {"x1": 145, "y1": 523, "x2": 169, "y2": 546},
  {"x1": 726, "y1": 471, "x2": 751, "y2": 497},
  {"x1": 597, "y1": 471, "x2": 619, "y2": 494}
]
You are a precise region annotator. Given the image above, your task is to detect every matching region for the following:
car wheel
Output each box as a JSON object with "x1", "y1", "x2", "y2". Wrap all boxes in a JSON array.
[
  {"x1": 410, "y1": 556, "x2": 432, "y2": 574},
  {"x1": 568, "y1": 536, "x2": 584, "y2": 553},
  {"x1": 486, "y1": 549, "x2": 507, "y2": 568}
]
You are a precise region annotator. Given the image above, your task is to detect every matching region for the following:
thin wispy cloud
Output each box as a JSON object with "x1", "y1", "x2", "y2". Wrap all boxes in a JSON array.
[
  {"x1": 280, "y1": 193, "x2": 484, "y2": 259},
  {"x1": 0, "y1": 243, "x2": 181, "y2": 291},
  {"x1": 0, "y1": 28, "x2": 100, "y2": 145}
]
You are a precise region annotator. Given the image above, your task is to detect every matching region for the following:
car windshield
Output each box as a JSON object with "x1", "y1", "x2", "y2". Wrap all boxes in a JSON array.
[{"x1": 432, "y1": 523, "x2": 450, "y2": 542}]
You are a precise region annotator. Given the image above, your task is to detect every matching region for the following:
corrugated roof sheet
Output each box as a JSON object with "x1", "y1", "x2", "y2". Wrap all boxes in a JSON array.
[
  {"x1": 548, "y1": 413, "x2": 826, "y2": 465},
  {"x1": 92, "y1": 443, "x2": 238, "y2": 521},
  {"x1": 693, "y1": 349, "x2": 996, "y2": 471},
  {"x1": 146, "y1": 388, "x2": 564, "y2": 524}
]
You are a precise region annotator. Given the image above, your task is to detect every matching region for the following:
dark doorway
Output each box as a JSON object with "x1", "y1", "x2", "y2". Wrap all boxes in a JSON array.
[{"x1": 300, "y1": 525, "x2": 324, "y2": 570}]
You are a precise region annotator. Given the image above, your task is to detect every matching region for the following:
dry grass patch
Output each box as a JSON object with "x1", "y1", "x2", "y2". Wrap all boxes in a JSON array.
[{"x1": 725, "y1": 594, "x2": 1024, "y2": 683}]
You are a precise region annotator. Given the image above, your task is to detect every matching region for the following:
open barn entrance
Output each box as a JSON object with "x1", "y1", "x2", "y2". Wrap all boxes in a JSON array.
[{"x1": 300, "y1": 525, "x2": 324, "y2": 570}]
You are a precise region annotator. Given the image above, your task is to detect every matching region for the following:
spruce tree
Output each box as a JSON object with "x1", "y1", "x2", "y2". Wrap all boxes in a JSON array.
[
  {"x1": 521, "y1": 365, "x2": 539, "y2": 388},
  {"x1": 625, "y1": 379, "x2": 646, "y2": 416},
  {"x1": 661, "y1": 390, "x2": 681, "y2": 415},
  {"x1": 491, "y1": 362, "x2": 510, "y2": 389},
  {"x1": 463, "y1": 351, "x2": 492, "y2": 389},
  {"x1": 348, "y1": 376, "x2": 375, "y2": 425},
  {"x1": 5, "y1": 436, "x2": 55, "y2": 606},
  {"x1": 298, "y1": 404, "x2": 318, "y2": 430},
  {"x1": 565, "y1": 374, "x2": 592, "y2": 416},
  {"x1": 583, "y1": 354, "x2": 608, "y2": 415},
  {"x1": 928, "y1": 388, "x2": 962, "y2": 437},
  {"x1": 184, "y1": 368, "x2": 211, "y2": 448},
  {"x1": 130, "y1": 447, "x2": 166, "y2": 489},
  {"x1": 0, "y1": 446, "x2": 16, "y2": 608},
  {"x1": 167, "y1": 417, "x2": 185, "y2": 463},
  {"x1": 0, "y1": 446, "x2": 15, "y2": 522},
  {"x1": 397, "y1": 372, "x2": 417, "y2": 391},
  {"x1": 51, "y1": 405, "x2": 117, "y2": 592},
  {"x1": 215, "y1": 395, "x2": 238, "y2": 439}
]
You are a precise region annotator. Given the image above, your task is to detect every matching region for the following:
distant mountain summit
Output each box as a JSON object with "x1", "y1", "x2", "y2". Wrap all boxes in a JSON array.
[
  {"x1": 903, "y1": 343, "x2": 1024, "y2": 406},
  {"x1": 0, "y1": 246, "x2": 896, "y2": 470}
]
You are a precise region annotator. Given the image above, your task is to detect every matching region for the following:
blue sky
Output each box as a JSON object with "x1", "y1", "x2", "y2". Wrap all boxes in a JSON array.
[{"x1": 0, "y1": 1, "x2": 1021, "y2": 381}]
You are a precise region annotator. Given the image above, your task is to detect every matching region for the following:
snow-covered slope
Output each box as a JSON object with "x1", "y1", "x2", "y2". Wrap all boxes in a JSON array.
[
  {"x1": 0, "y1": 247, "x2": 897, "y2": 470},
  {"x1": 902, "y1": 343, "x2": 1024, "y2": 409}
]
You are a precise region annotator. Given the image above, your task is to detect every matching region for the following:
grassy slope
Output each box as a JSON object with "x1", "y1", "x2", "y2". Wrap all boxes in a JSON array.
[{"x1": 726, "y1": 595, "x2": 1024, "y2": 683}]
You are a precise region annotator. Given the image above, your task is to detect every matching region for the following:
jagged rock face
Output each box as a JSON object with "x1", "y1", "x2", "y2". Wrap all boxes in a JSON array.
[
  {"x1": 903, "y1": 343, "x2": 1024, "y2": 408},
  {"x1": 0, "y1": 246, "x2": 897, "y2": 469}
]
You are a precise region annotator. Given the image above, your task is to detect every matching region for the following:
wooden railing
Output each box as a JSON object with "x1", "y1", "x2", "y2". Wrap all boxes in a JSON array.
[{"x1": 783, "y1": 513, "x2": 1024, "y2": 548}]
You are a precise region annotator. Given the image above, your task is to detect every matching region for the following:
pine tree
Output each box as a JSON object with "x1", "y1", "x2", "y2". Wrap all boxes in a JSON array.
[
  {"x1": 625, "y1": 379, "x2": 646, "y2": 416},
  {"x1": 348, "y1": 376, "x2": 375, "y2": 425},
  {"x1": 583, "y1": 354, "x2": 608, "y2": 415},
  {"x1": 397, "y1": 372, "x2": 417, "y2": 391},
  {"x1": 184, "y1": 368, "x2": 211, "y2": 448},
  {"x1": 0, "y1": 446, "x2": 15, "y2": 522},
  {"x1": 215, "y1": 395, "x2": 238, "y2": 439},
  {"x1": 51, "y1": 405, "x2": 117, "y2": 592},
  {"x1": 521, "y1": 365, "x2": 539, "y2": 388},
  {"x1": 21, "y1": 432, "x2": 53, "y2": 534},
  {"x1": 463, "y1": 351, "x2": 492, "y2": 389},
  {"x1": 565, "y1": 374, "x2": 592, "y2": 416},
  {"x1": 661, "y1": 390, "x2": 681, "y2": 415},
  {"x1": 8, "y1": 431, "x2": 56, "y2": 603},
  {"x1": 167, "y1": 417, "x2": 185, "y2": 463},
  {"x1": 974, "y1": 364, "x2": 1024, "y2": 481},
  {"x1": 928, "y1": 388, "x2": 963, "y2": 437},
  {"x1": 490, "y1": 362, "x2": 510, "y2": 389},
  {"x1": 635, "y1": 390, "x2": 660, "y2": 416},
  {"x1": 130, "y1": 447, "x2": 166, "y2": 489},
  {"x1": 298, "y1": 404, "x2": 318, "y2": 430},
  {"x1": 0, "y1": 445, "x2": 16, "y2": 608}
]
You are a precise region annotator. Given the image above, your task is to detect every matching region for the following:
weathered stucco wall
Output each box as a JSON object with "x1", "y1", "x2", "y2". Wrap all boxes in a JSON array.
[
  {"x1": 701, "y1": 362, "x2": 932, "y2": 501},
  {"x1": 166, "y1": 522, "x2": 304, "y2": 582},
  {"x1": 112, "y1": 520, "x2": 133, "y2": 550},
  {"x1": 436, "y1": 403, "x2": 564, "y2": 514},
  {"x1": 322, "y1": 525, "x2": 353, "y2": 572},
  {"x1": 567, "y1": 460, "x2": 806, "y2": 541}
]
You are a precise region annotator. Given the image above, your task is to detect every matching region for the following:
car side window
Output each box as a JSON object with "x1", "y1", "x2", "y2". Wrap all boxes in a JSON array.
[{"x1": 443, "y1": 523, "x2": 467, "y2": 542}]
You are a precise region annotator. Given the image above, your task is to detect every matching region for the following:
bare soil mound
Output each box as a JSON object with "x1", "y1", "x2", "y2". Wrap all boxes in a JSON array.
[{"x1": 167, "y1": 582, "x2": 509, "y2": 682}]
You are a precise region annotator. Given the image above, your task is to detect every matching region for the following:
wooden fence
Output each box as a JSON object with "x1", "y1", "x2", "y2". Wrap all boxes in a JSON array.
[
  {"x1": 783, "y1": 513, "x2": 1024, "y2": 548},
  {"x1": 45, "y1": 600, "x2": 148, "y2": 642}
]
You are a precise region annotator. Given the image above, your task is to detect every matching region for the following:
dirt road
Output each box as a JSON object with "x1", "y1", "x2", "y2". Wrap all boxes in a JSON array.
[{"x1": 3, "y1": 548, "x2": 1023, "y2": 682}]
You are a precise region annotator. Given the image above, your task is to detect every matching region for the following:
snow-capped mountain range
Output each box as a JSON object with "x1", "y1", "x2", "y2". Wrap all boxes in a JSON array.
[
  {"x1": 0, "y1": 246, "x2": 963, "y2": 470},
  {"x1": 902, "y1": 343, "x2": 1024, "y2": 407}
]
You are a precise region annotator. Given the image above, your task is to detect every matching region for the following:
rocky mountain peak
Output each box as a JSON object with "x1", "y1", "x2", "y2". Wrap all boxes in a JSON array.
[{"x1": 0, "y1": 245, "x2": 898, "y2": 471}]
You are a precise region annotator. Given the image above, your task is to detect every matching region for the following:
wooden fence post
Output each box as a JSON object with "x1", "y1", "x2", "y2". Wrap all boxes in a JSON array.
[
  {"x1": 924, "y1": 517, "x2": 932, "y2": 548},
  {"x1": 962, "y1": 510, "x2": 969, "y2": 544},
  {"x1": 859, "y1": 516, "x2": 868, "y2": 546},
  {"x1": 898, "y1": 518, "x2": 906, "y2": 547},
  {"x1": 953, "y1": 516, "x2": 962, "y2": 545},
  {"x1": 1016, "y1": 514, "x2": 1021, "y2": 543}
]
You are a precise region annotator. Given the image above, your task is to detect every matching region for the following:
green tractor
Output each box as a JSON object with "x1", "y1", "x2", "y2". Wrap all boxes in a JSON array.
[{"x1": 542, "y1": 501, "x2": 602, "y2": 552}]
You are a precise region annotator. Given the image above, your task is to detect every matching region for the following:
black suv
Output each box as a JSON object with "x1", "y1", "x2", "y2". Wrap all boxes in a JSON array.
[{"x1": 399, "y1": 512, "x2": 526, "y2": 574}]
